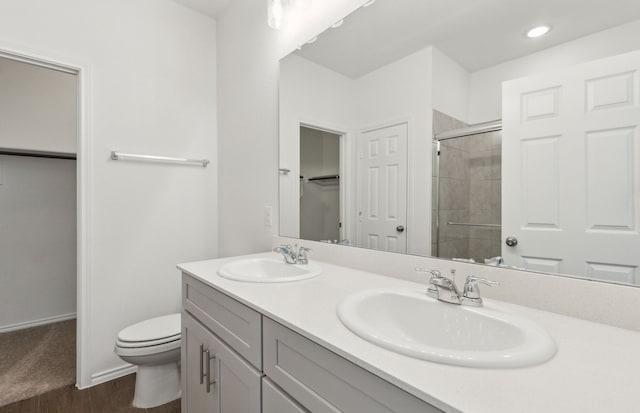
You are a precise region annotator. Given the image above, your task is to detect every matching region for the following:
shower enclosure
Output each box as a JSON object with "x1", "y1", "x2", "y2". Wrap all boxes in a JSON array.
[{"x1": 432, "y1": 110, "x2": 502, "y2": 263}]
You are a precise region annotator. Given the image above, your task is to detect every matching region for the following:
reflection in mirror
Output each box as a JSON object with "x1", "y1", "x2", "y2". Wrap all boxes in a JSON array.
[
  {"x1": 299, "y1": 125, "x2": 343, "y2": 243},
  {"x1": 433, "y1": 117, "x2": 502, "y2": 264},
  {"x1": 279, "y1": 0, "x2": 640, "y2": 286}
]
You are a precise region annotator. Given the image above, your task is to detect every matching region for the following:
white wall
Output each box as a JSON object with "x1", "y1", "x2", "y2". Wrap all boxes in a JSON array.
[
  {"x1": 0, "y1": 58, "x2": 77, "y2": 153},
  {"x1": 0, "y1": 156, "x2": 76, "y2": 332},
  {"x1": 217, "y1": 0, "x2": 366, "y2": 258},
  {"x1": 469, "y1": 19, "x2": 640, "y2": 123},
  {"x1": 431, "y1": 47, "x2": 470, "y2": 124},
  {"x1": 0, "y1": 0, "x2": 217, "y2": 387}
]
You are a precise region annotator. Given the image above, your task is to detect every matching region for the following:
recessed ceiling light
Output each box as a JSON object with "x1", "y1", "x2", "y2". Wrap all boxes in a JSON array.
[{"x1": 526, "y1": 25, "x2": 551, "y2": 38}]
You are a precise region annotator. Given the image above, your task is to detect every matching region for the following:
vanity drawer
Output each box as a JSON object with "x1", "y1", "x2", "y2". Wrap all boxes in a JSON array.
[
  {"x1": 263, "y1": 377, "x2": 309, "y2": 413},
  {"x1": 263, "y1": 317, "x2": 442, "y2": 413},
  {"x1": 182, "y1": 273, "x2": 262, "y2": 369}
]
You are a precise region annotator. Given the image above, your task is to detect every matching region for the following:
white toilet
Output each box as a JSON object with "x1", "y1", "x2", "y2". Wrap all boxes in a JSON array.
[{"x1": 114, "y1": 313, "x2": 182, "y2": 408}]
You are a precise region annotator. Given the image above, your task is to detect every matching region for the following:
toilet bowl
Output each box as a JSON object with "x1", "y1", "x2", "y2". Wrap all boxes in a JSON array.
[{"x1": 114, "y1": 313, "x2": 182, "y2": 408}]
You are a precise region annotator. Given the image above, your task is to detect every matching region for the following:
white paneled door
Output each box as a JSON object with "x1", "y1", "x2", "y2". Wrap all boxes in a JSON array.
[
  {"x1": 357, "y1": 123, "x2": 408, "y2": 252},
  {"x1": 502, "y1": 50, "x2": 640, "y2": 284}
]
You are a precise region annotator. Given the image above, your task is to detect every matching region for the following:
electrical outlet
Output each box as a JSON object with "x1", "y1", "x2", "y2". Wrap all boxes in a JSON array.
[{"x1": 264, "y1": 206, "x2": 273, "y2": 227}]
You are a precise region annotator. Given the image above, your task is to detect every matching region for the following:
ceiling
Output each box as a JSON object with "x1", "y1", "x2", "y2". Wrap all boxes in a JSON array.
[
  {"x1": 172, "y1": 0, "x2": 231, "y2": 18},
  {"x1": 295, "y1": 0, "x2": 640, "y2": 77}
]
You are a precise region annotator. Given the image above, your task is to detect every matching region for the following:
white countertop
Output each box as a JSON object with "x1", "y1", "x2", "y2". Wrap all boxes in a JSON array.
[{"x1": 178, "y1": 252, "x2": 640, "y2": 413}]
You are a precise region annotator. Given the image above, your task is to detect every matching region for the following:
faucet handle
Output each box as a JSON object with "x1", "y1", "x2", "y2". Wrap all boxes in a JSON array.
[
  {"x1": 296, "y1": 246, "x2": 311, "y2": 264},
  {"x1": 463, "y1": 276, "x2": 499, "y2": 300},
  {"x1": 416, "y1": 268, "x2": 442, "y2": 299},
  {"x1": 273, "y1": 244, "x2": 292, "y2": 252}
]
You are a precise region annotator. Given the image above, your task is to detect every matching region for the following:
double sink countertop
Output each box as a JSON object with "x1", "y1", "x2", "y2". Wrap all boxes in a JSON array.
[{"x1": 178, "y1": 252, "x2": 640, "y2": 413}]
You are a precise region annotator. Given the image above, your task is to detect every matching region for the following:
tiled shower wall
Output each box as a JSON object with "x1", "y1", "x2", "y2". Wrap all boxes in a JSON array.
[{"x1": 432, "y1": 110, "x2": 502, "y2": 262}]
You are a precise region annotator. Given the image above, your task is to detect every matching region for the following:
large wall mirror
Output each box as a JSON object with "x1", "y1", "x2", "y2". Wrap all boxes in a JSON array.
[{"x1": 279, "y1": 0, "x2": 640, "y2": 287}]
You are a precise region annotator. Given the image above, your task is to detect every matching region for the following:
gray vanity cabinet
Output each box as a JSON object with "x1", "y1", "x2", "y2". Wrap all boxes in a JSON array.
[
  {"x1": 182, "y1": 275, "x2": 262, "y2": 369},
  {"x1": 182, "y1": 273, "x2": 263, "y2": 413},
  {"x1": 263, "y1": 317, "x2": 442, "y2": 413},
  {"x1": 181, "y1": 272, "x2": 442, "y2": 413},
  {"x1": 262, "y1": 377, "x2": 310, "y2": 413},
  {"x1": 182, "y1": 312, "x2": 262, "y2": 413}
]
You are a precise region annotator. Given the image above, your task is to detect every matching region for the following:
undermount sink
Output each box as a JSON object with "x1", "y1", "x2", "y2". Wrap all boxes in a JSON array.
[
  {"x1": 337, "y1": 288, "x2": 557, "y2": 368},
  {"x1": 217, "y1": 256, "x2": 322, "y2": 283}
]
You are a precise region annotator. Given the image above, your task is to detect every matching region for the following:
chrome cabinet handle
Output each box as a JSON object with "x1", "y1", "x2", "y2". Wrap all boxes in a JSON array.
[
  {"x1": 204, "y1": 349, "x2": 217, "y2": 393},
  {"x1": 199, "y1": 344, "x2": 204, "y2": 385},
  {"x1": 505, "y1": 236, "x2": 518, "y2": 247},
  {"x1": 396, "y1": 225, "x2": 405, "y2": 233}
]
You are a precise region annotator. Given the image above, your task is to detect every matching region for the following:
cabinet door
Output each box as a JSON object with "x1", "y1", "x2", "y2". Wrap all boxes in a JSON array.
[
  {"x1": 264, "y1": 317, "x2": 442, "y2": 413},
  {"x1": 183, "y1": 312, "x2": 215, "y2": 412},
  {"x1": 182, "y1": 312, "x2": 262, "y2": 413}
]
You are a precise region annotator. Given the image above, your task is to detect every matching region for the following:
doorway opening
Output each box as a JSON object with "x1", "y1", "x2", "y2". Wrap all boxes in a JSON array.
[
  {"x1": 299, "y1": 125, "x2": 346, "y2": 243},
  {"x1": 0, "y1": 50, "x2": 84, "y2": 405}
]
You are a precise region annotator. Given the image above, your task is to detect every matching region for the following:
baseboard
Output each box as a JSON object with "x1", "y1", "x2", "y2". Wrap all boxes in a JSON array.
[
  {"x1": 0, "y1": 312, "x2": 77, "y2": 334},
  {"x1": 86, "y1": 364, "x2": 137, "y2": 388}
]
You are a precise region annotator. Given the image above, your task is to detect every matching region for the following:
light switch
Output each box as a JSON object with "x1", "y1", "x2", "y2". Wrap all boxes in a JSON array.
[{"x1": 264, "y1": 206, "x2": 273, "y2": 227}]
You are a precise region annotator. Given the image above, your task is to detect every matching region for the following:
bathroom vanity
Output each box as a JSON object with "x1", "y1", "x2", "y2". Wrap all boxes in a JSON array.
[
  {"x1": 179, "y1": 253, "x2": 640, "y2": 413},
  {"x1": 180, "y1": 267, "x2": 435, "y2": 412}
]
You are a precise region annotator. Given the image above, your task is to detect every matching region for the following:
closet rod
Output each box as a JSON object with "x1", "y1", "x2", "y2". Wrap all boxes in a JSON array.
[
  {"x1": 111, "y1": 151, "x2": 210, "y2": 167},
  {"x1": 0, "y1": 149, "x2": 76, "y2": 160}
]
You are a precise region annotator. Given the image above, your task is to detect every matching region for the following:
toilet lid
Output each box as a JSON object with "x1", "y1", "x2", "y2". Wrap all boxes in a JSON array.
[{"x1": 117, "y1": 313, "x2": 181, "y2": 344}]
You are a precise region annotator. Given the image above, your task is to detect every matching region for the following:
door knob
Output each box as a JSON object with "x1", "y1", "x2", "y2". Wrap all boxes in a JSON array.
[
  {"x1": 396, "y1": 225, "x2": 405, "y2": 233},
  {"x1": 505, "y1": 236, "x2": 518, "y2": 247}
]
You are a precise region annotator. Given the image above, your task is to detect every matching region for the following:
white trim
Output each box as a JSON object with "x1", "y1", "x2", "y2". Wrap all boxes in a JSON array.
[
  {"x1": 0, "y1": 49, "x2": 77, "y2": 74},
  {"x1": 88, "y1": 364, "x2": 137, "y2": 389},
  {"x1": 0, "y1": 43, "x2": 93, "y2": 390},
  {"x1": 360, "y1": 116, "x2": 413, "y2": 134},
  {"x1": 299, "y1": 121, "x2": 345, "y2": 136},
  {"x1": 76, "y1": 57, "x2": 94, "y2": 390},
  {"x1": 0, "y1": 313, "x2": 76, "y2": 334}
]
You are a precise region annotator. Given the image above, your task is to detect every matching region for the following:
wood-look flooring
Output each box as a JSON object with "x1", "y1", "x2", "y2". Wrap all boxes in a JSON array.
[{"x1": 0, "y1": 374, "x2": 180, "y2": 413}]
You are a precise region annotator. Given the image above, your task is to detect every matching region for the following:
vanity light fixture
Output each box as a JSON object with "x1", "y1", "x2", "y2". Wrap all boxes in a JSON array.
[
  {"x1": 268, "y1": 0, "x2": 311, "y2": 30},
  {"x1": 526, "y1": 25, "x2": 551, "y2": 38},
  {"x1": 268, "y1": 0, "x2": 286, "y2": 29}
]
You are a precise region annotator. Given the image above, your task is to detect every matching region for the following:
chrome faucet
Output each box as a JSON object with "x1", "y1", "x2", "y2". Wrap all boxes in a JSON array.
[
  {"x1": 416, "y1": 268, "x2": 499, "y2": 307},
  {"x1": 273, "y1": 244, "x2": 312, "y2": 265}
]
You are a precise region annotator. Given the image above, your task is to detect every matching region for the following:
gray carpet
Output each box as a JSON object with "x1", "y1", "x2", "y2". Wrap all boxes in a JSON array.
[{"x1": 0, "y1": 319, "x2": 76, "y2": 407}]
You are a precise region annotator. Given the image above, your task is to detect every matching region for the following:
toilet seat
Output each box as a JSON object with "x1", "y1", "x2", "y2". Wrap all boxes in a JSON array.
[
  {"x1": 117, "y1": 313, "x2": 181, "y2": 347},
  {"x1": 115, "y1": 337, "x2": 181, "y2": 357}
]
